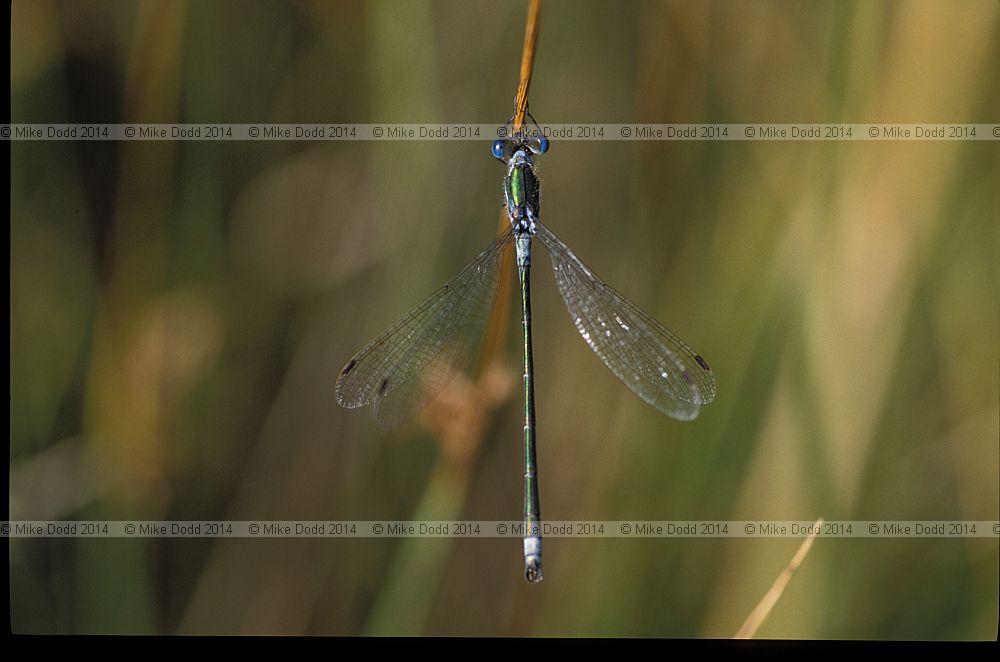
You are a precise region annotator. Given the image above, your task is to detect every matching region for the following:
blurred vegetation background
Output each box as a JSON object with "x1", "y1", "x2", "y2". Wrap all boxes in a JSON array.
[{"x1": 10, "y1": 0, "x2": 999, "y2": 637}]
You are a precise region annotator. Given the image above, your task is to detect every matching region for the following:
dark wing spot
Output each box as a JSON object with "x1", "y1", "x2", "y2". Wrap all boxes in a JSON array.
[
  {"x1": 378, "y1": 377, "x2": 391, "y2": 397},
  {"x1": 682, "y1": 369, "x2": 695, "y2": 386},
  {"x1": 341, "y1": 359, "x2": 357, "y2": 375},
  {"x1": 695, "y1": 355, "x2": 711, "y2": 372}
]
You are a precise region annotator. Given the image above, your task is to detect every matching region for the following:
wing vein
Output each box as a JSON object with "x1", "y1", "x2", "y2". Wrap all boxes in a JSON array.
[
  {"x1": 535, "y1": 221, "x2": 715, "y2": 420},
  {"x1": 335, "y1": 227, "x2": 515, "y2": 427}
]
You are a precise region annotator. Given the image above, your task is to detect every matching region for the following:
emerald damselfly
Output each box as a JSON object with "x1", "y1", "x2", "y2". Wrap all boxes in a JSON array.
[{"x1": 336, "y1": 122, "x2": 716, "y2": 583}]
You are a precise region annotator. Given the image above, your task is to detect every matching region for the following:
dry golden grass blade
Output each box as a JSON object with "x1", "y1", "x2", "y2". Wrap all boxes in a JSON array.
[
  {"x1": 480, "y1": 0, "x2": 543, "y2": 371},
  {"x1": 734, "y1": 518, "x2": 823, "y2": 639},
  {"x1": 512, "y1": 0, "x2": 543, "y2": 132}
]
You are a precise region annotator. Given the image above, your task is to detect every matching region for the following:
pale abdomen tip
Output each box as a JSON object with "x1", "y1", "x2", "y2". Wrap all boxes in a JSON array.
[{"x1": 525, "y1": 556, "x2": 543, "y2": 583}]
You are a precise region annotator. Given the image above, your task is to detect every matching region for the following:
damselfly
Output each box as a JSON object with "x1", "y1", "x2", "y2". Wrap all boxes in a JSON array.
[{"x1": 336, "y1": 121, "x2": 716, "y2": 583}]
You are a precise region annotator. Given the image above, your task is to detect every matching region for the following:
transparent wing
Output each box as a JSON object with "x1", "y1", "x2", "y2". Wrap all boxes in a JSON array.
[
  {"x1": 336, "y1": 228, "x2": 514, "y2": 428},
  {"x1": 535, "y1": 222, "x2": 716, "y2": 421}
]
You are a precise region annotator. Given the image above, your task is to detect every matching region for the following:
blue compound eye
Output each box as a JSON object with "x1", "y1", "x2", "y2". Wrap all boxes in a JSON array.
[
  {"x1": 536, "y1": 136, "x2": 549, "y2": 154},
  {"x1": 491, "y1": 139, "x2": 506, "y2": 160}
]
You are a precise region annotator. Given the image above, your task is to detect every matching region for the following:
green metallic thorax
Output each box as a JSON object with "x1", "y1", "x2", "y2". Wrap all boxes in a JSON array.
[
  {"x1": 510, "y1": 168, "x2": 525, "y2": 206},
  {"x1": 505, "y1": 163, "x2": 540, "y2": 222}
]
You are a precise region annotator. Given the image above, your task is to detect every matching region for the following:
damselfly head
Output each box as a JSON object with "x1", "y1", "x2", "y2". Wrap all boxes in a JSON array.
[
  {"x1": 493, "y1": 137, "x2": 549, "y2": 165},
  {"x1": 493, "y1": 115, "x2": 550, "y2": 163}
]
